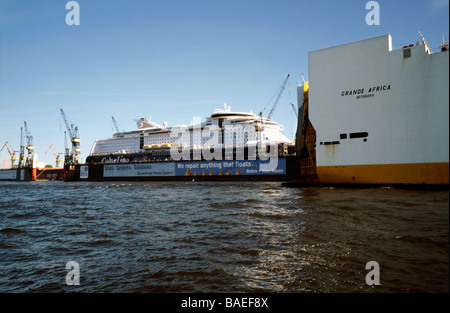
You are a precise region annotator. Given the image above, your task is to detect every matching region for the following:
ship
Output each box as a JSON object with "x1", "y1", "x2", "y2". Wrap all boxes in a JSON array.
[
  {"x1": 78, "y1": 104, "x2": 300, "y2": 181},
  {"x1": 287, "y1": 33, "x2": 449, "y2": 187}
]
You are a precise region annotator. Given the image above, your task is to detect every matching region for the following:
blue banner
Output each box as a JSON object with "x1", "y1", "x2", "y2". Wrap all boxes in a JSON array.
[
  {"x1": 174, "y1": 159, "x2": 286, "y2": 176},
  {"x1": 104, "y1": 163, "x2": 176, "y2": 177},
  {"x1": 103, "y1": 159, "x2": 286, "y2": 177}
]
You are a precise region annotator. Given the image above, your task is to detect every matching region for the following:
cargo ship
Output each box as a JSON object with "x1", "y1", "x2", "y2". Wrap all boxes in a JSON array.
[
  {"x1": 76, "y1": 104, "x2": 300, "y2": 181},
  {"x1": 287, "y1": 34, "x2": 449, "y2": 187}
]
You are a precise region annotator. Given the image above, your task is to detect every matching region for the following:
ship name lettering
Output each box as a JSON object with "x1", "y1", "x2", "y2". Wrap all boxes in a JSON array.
[
  {"x1": 341, "y1": 88, "x2": 365, "y2": 96},
  {"x1": 341, "y1": 84, "x2": 391, "y2": 97},
  {"x1": 368, "y1": 84, "x2": 390, "y2": 92}
]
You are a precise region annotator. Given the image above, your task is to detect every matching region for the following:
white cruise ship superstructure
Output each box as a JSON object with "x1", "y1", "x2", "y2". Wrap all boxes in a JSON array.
[{"x1": 87, "y1": 104, "x2": 293, "y2": 162}]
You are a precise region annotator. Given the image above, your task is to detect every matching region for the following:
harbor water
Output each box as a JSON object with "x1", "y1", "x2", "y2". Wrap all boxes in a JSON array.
[{"x1": 0, "y1": 181, "x2": 448, "y2": 293}]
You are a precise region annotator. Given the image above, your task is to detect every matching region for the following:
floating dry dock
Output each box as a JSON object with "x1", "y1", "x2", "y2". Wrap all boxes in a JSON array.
[
  {"x1": 0, "y1": 168, "x2": 65, "y2": 181},
  {"x1": 73, "y1": 156, "x2": 300, "y2": 182}
]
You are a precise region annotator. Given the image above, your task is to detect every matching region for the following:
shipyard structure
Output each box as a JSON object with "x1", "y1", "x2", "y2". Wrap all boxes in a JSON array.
[
  {"x1": 0, "y1": 113, "x2": 72, "y2": 181},
  {"x1": 2, "y1": 34, "x2": 448, "y2": 186}
]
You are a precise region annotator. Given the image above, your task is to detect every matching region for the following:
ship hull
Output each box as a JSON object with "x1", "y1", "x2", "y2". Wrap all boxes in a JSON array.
[
  {"x1": 74, "y1": 156, "x2": 300, "y2": 182},
  {"x1": 289, "y1": 35, "x2": 449, "y2": 187},
  {"x1": 0, "y1": 168, "x2": 34, "y2": 181},
  {"x1": 317, "y1": 162, "x2": 449, "y2": 185}
]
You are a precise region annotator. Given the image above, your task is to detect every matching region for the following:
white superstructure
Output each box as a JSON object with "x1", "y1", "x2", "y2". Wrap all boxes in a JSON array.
[
  {"x1": 304, "y1": 34, "x2": 449, "y2": 184},
  {"x1": 89, "y1": 104, "x2": 292, "y2": 156}
]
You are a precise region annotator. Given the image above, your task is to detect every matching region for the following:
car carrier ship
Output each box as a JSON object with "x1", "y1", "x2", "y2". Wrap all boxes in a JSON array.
[{"x1": 287, "y1": 33, "x2": 449, "y2": 187}]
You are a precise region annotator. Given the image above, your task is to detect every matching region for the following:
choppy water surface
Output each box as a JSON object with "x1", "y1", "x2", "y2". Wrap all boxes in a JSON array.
[{"x1": 0, "y1": 181, "x2": 448, "y2": 293}]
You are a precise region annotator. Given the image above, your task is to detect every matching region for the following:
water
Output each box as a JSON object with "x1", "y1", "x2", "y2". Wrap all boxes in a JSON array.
[{"x1": 0, "y1": 181, "x2": 448, "y2": 293}]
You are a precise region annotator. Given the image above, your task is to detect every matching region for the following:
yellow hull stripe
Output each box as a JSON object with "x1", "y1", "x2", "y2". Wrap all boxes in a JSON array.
[{"x1": 317, "y1": 162, "x2": 449, "y2": 185}]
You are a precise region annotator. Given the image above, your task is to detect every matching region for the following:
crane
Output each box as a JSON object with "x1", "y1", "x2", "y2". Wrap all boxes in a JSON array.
[
  {"x1": 0, "y1": 142, "x2": 18, "y2": 168},
  {"x1": 46, "y1": 144, "x2": 63, "y2": 168},
  {"x1": 23, "y1": 121, "x2": 35, "y2": 167},
  {"x1": 260, "y1": 74, "x2": 290, "y2": 119},
  {"x1": 60, "y1": 108, "x2": 81, "y2": 165},
  {"x1": 111, "y1": 116, "x2": 123, "y2": 134},
  {"x1": 18, "y1": 127, "x2": 25, "y2": 168},
  {"x1": 64, "y1": 131, "x2": 70, "y2": 159},
  {"x1": 290, "y1": 103, "x2": 298, "y2": 118}
]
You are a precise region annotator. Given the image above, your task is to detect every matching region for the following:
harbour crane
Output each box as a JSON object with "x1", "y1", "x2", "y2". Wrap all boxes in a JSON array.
[
  {"x1": 46, "y1": 144, "x2": 63, "y2": 168},
  {"x1": 0, "y1": 141, "x2": 18, "y2": 168},
  {"x1": 18, "y1": 127, "x2": 25, "y2": 168},
  {"x1": 60, "y1": 108, "x2": 81, "y2": 165},
  {"x1": 290, "y1": 103, "x2": 298, "y2": 118},
  {"x1": 23, "y1": 121, "x2": 35, "y2": 167},
  {"x1": 64, "y1": 131, "x2": 70, "y2": 160},
  {"x1": 111, "y1": 116, "x2": 123, "y2": 134},
  {"x1": 259, "y1": 74, "x2": 290, "y2": 119}
]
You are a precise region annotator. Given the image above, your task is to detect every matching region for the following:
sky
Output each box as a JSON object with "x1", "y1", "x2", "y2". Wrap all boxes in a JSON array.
[{"x1": 0, "y1": 0, "x2": 448, "y2": 167}]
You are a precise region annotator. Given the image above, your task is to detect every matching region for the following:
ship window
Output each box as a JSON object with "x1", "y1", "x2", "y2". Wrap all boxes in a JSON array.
[
  {"x1": 340, "y1": 134, "x2": 347, "y2": 139},
  {"x1": 322, "y1": 141, "x2": 340, "y2": 145},
  {"x1": 349, "y1": 132, "x2": 368, "y2": 139},
  {"x1": 403, "y1": 48, "x2": 411, "y2": 58}
]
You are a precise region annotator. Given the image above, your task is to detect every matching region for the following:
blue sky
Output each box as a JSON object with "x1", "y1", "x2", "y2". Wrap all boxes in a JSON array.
[{"x1": 0, "y1": 0, "x2": 448, "y2": 167}]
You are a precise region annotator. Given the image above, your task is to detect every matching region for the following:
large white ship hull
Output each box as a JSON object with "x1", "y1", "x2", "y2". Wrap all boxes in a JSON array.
[{"x1": 299, "y1": 34, "x2": 449, "y2": 185}]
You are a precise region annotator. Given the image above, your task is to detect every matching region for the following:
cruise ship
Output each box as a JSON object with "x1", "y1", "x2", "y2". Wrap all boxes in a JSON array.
[
  {"x1": 87, "y1": 104, "x2": 292, "y2": 163},
  {"x1": 80, "y1": 104, "x2": 299, "y2": 181}
]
